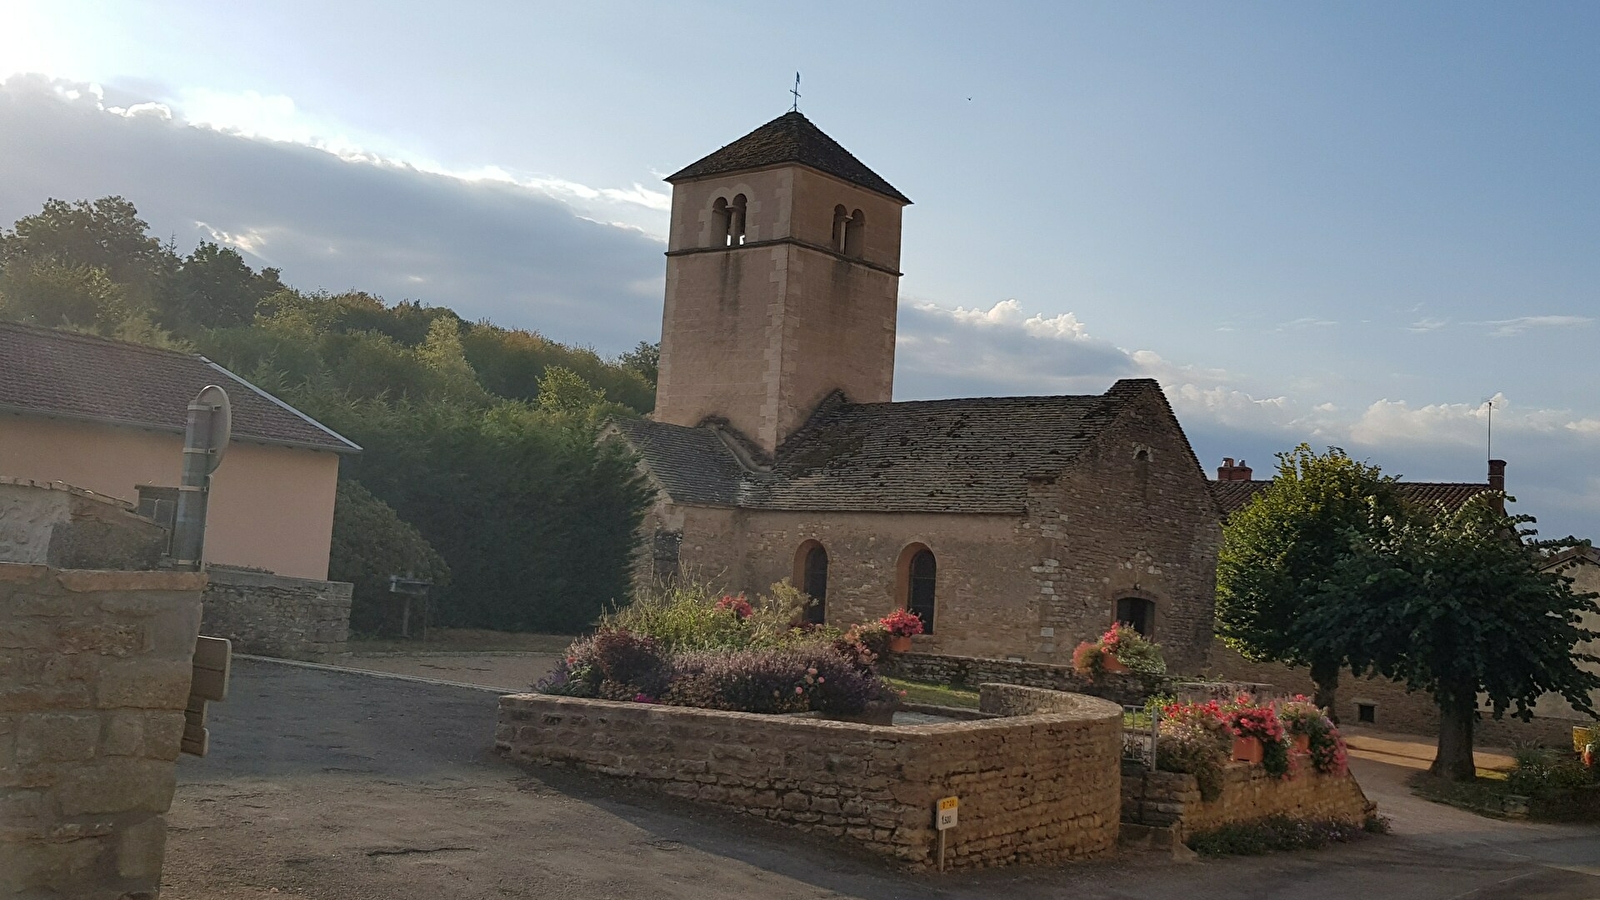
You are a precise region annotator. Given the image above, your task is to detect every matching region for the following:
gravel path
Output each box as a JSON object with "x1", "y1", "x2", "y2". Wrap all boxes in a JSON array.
[{"x1": 161, "y1": 658, "x2": 1600, "y2": 899}]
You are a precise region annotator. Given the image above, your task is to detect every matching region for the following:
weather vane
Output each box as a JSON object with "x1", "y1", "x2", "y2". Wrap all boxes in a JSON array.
[{"x1": 790, "y1": 72, "x2": 801, "y2": 112}]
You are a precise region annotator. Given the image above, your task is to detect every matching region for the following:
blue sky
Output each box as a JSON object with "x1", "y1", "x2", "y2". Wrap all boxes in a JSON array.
[{"x1": 2, "y1": 1, "x2": 1597, "y2": 537}]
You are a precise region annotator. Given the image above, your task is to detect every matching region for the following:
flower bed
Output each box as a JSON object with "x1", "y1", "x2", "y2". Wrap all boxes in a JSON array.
[{"x1": 1152, "y1": 695, "x2": 1350, "y2": 800}]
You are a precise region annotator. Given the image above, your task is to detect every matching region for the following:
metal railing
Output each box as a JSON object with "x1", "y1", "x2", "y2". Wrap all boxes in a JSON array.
[{"x1": 1121, "y1": 704, "x2": 1160, "y2": 771}]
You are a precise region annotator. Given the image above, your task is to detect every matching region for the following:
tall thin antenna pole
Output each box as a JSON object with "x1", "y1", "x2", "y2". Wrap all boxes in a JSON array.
[
  {"x1": 1485, "y1": 397, "x2": 1495, "y2": 461},
  {"x1": 790, "y1": 72, "x2": 802, "y2": 112}
]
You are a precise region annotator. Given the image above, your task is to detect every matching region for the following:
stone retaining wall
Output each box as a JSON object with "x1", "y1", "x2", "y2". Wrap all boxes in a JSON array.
[
  {"x1": 885, "y1": 651, "x2": 1264, "y2": 709},
  {"x1": 497, "y1": 684, "x2": 1124, "y2": 869},
  {"x1": 201, "y1": 566, "x2": 352, "y2": 662},
  {"x1": 1122, "y1": 763, "x2": 1373, "y2": 840},
  {"x1": 0, "y1": 562, "x2": 207, "y2": 899}
]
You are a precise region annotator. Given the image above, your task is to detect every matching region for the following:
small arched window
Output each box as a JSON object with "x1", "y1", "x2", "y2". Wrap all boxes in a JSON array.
[
  {"x1": 844, "y1": 208, "x2": 865, "y2": 257},
  {"x1": 1116, "y1": 597, "x2": 1154, "y2": 638},
  {"x1": 710, "y1": 197, "x2": 731, "y2": 247},
  {"x1": 832, "y1": 204, "x2": 849, "y2": 252},
  {"x1": 729, "y1": 194, "x2": 747, "y2": 246},
  {"x1": 907, "y1": 547, "x2": 936, "y2": 634},
  {"x1": 794, "y1": 540, "x2": 828, "y2": 624}
]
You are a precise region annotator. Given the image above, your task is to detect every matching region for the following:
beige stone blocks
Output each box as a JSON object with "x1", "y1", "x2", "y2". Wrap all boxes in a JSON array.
[
  {"x1": 497, "y1": 688, "x2": 1123, "y2": 870},
  {"x1": 1122, "y1": 764, "x2": 1373, "y2": 839},
  {"x1": 0, "y1": 560, "x2": 205, "y2": 898}
]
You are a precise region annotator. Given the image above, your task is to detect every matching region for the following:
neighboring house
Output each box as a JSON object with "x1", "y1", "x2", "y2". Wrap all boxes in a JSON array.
[
  {"x1": 1208, "y1": 455, "x2": 1502, "y2": 519},
  {"x1": 0, "y1": 322, "x2": 359, "y2": 579},
  {"x1": 1534, "y1": 545, "x2": 1600, "y2": 723},
  {"x1": 609, "y1": 112, "x2": 1222, "y2": 672}
]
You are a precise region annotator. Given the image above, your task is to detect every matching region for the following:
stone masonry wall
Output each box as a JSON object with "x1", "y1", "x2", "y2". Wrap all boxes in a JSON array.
[
  {"x1": 1122, "y1": 763, "x2": 1373, "y2": 841},
  {"x1": 496, "y1": 686, "x2": 1124, "y2": 870},
  {"x1": 201, "y1": 566, "x2": 352, "y2": 662},
  {"x1": 0, "y1": 562, "x2": 206, "y2": 899},
  {"x1": 1034, "y1": 388, "x2": 1222, "y2": 675},
  {"x1": 885, "y1": 651, "x2": 1164, "y2": 708}
]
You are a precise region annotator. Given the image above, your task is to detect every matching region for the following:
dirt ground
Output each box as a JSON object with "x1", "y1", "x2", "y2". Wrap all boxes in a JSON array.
[{"x1": 161, "y1": 658, "x2": 1600, "y2": 900}]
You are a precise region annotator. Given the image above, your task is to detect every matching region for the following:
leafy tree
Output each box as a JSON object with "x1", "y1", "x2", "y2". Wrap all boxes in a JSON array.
[
  {"x1": 0, "y1": 259, "x2": 128, "y2": 330},
  {"x1": 0, "y1": 197, "x2": 176, "y2": 318},
  {"x1": 169, "y1": 241, "x2": 282, "y2": 329},
  {"x1": 1216, "y1": 444, "x2": 1405, "y2": 716},
  {"x1": 536, "y1": 365, "x2": 609, "y2": 416},
  {"x1": 1301, "y1": 496, "x2": 1600, "y2": 780},
  {"x1": 329, "y1": 479, "x2": 451, "y2": 634},
  {"x1": 618, "y1": 339, "x2": 660, "y2": 387}
]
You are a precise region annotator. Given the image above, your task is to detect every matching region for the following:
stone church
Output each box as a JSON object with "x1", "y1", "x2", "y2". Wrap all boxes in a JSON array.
[{"x1": 610, "y1": 112, "x2": 1221, "y2": 673}]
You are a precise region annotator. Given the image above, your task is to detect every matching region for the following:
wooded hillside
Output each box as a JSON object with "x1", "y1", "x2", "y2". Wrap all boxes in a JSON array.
[{"x1": 0, "y1": 196, "x2": 655, "y2": 633}]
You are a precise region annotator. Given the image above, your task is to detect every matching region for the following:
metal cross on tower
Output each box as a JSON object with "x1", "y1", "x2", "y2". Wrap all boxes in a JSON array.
[{"x1": 790, "y1": 72, "x2": 801, "y2": 112}]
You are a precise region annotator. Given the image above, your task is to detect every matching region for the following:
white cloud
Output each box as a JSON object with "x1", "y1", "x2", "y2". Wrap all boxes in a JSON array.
[
  {"x1": 1407, "y1": 317, "x2": 1448, "y2": 332},
  {"x1": 1482, "y1": 315, "x2": 1593, "y2": 337}
]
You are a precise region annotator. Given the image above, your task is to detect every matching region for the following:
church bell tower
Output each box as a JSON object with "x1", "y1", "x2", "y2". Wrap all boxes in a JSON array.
[{"x1": 653, "y1": 112, "x2": 910, "y2": 456}]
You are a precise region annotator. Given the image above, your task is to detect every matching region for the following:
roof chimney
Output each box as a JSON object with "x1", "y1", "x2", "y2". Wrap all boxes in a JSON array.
[
  {"x1": 1217, "y1": 457, "x2": 1254, "y2": 482},
  {"x1": 1488, "y1": 459, "x2": 1506, "y2": 493}
]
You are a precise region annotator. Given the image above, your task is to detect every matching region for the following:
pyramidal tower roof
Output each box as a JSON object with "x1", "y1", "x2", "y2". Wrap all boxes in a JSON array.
[{"x1": 667, "y1": 111, "x2": 910, "y2": 204}]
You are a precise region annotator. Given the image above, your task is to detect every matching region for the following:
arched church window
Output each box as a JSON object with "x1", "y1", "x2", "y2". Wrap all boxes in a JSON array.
[
  {"x1": 844, "y1": 208, "x2": 865, "y2": 257},
  {"x1": 794, "y1": 540, "x2": 828, "y2": 624},
  {"x1": 730, "y1": 194, "x2": 747, "y2": 246},
  {"x1": 832, "y1": 204, "x2": 849, "y2": 252},
  {"x1": 1116, "y1": 597, "x2": 1154, "y2": 638},
  {"x1": 905, "y1": 546, "x2": 936, "y2": 634},
  {"x1": 710, "y1": 197, "x2": 731, "y2": 247}
]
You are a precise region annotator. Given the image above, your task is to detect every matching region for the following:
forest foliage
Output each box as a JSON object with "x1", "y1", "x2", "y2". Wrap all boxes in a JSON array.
[{"x1": 0, "y1": 196, "x2": 657, "y2": 633}]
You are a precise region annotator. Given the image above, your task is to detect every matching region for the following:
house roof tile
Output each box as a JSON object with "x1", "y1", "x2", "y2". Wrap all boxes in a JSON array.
[
  {"x1": 0, "y1": 322, "x2": 359, "y2": 453},
  {"x1": 612, "y1": 379, "x2": 1157, "y2": 514},
  {"x1": 1209, "y1": 478, "x2": 1493, "y2": 518},
  {"x1": 667, "y1": 111, "x2": 911, "y2": 204}
]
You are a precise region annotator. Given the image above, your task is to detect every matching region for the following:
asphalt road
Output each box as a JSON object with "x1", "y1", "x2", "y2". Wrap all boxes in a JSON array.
[{"x1": 161, "y1": 658, "x2": 1600, "y2": 900}]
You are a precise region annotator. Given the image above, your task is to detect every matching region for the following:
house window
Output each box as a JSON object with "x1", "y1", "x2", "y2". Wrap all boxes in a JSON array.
[
  {"x1": 832, "y1": 204, "x2": 849, "y2": 251},
  {"x1": 906, "y1": 546, "x2": 936, "y2": 634},
  {"x1": 1357, "y1": 702, "x2": 1377, "y2": 724},
  {"x1": 795, "y1": 541, "x2": 828, "y2": 625},
  {"x1": 1115, "y1": 597, "x2": 1154, "y2": 637}
]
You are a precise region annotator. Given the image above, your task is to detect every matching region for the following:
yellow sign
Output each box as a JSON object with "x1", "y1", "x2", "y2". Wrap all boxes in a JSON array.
[{"x1": 936, "y1": 795, "x2": 959, "y2": 830}]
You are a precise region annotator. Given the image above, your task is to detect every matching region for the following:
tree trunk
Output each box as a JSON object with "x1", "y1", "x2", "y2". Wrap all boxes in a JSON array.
[
  {"x1": 1310, "y1": 660, "x2": 1340, "y2": 724},
  {"x1": 1430, "y1": 690, "x2": 1478, "y2": 781}
]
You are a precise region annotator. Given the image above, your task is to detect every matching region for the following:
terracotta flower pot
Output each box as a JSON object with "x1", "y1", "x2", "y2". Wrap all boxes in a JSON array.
[
  {"x1": 1101, "y1": 655, "x2": 1128, "y2": 674},
  {"x1": 1293, "y1": 734, "x2": 1311, "y2": 754},
  {"x1": 1232, "y1": 736, "x2": 1264, "y2": 764},
  {"x1": 888, "y1": 635, "x2": 913, "y2": 653}
]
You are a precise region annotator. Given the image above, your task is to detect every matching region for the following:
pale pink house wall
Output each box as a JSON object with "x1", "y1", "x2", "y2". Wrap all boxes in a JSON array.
[{"x1": 0, "y1": 414, "x2": 340, "y2": 579}]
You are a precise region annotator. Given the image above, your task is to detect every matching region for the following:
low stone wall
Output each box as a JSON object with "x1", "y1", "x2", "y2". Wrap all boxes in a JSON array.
[
  {"x1": 1122, "y1": 763, "x2": 1373, "y2": 840},
  {"x1": 884, "y1": 651, "x2": 1262, "y2": 708},
  {"x1": 1, "y1": 562, "x2": 207, "y2": 899},
  {"x1": 497, "y1": 684, "x2": 1124, "y2": 869},
  {"x1": 201, "y1": 566, "x2": 352, "y2": 662}
]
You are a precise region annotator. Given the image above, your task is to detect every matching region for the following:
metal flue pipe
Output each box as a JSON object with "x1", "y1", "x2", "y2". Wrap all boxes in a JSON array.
[{"x1": 171, "y1": 385, "x2": 232, "y2": 569}]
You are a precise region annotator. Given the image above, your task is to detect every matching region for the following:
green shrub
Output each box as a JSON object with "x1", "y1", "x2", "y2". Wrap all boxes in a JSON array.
[
  {"x1": 1186, "y1": 816, "x2": 1372, "y2": 857},
  {"x1": 602, "y1": 578, "x2": 828, "y2": 652},
  {"x1": 328, "y1": 479, "x2": 450, "y2": 634},
  {"x1": 1508, "y1": 749, "x2": 1594, "y2": 798}
]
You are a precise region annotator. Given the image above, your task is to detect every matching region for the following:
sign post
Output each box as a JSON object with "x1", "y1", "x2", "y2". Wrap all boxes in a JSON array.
[{"x1": 934, "y1": 795, "x2": 959, "y2": 871}]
